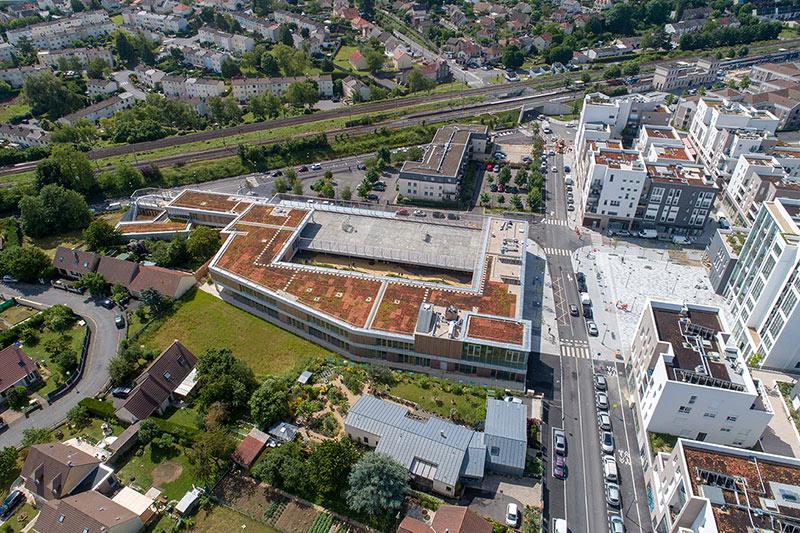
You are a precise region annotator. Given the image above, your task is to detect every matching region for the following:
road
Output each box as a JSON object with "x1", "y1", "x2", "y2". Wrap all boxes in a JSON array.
[
  {"x1": 0, "y1": 283, "x2": 124, "y2": 448},
  {"x1": 111, "y1": 70, "x2": 147, "y2": 101},
  {"x1": 529, "y1": 131, "x2": 651, "y2": 532}
]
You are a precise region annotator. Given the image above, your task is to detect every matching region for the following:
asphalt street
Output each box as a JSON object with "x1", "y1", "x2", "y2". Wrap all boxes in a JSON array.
[
  {"x1": 0, "y1": 283, "x2": 124, "y2": 448},
  {"x1": 529, "y1": 132, "x2": 651, "y2": 532}
]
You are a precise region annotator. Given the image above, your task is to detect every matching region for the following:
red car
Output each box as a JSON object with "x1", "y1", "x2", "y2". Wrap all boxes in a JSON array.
[
  {"x1": 498, "y1": 185, "x2": 505, "y2": 193},
  {"x1": 298, "y1": 165, "x2": 309, "y2": 172},
  {"x1": 554, "y1": 455, "x2": 567, "y2": 479},
  {"x1": 396, "y1": 209, "x2": 410, "y2": 216},
  {"x1": 485, "y1": 163, "x2": 493, "y2": 171}
]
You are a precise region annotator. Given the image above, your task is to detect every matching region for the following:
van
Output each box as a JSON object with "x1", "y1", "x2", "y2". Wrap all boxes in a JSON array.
[
  {"x1": 580, "y1": 292, "x2": 591, "y2": 306},
  {"x1": 603, "y1": 456, "x2": 618, "y2": 482},
  {"x1": 564, "y1": 175, "x2": 574, "y2": 186},
  {"x1": 672, "y1": 235, "x2": 691, "y2": 245},
  {"x1": 553, "y1": 518, "x2": 567, "y2": 533},
  {"x1": 638, "y1": 229, "x2": 658, "y2": 239}
]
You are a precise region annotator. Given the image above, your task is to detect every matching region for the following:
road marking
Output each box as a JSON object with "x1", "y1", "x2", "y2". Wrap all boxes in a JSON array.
[
  {"x1": 543, "y1": 219, "x2": 569, "y2": 226},
  {"x1": 545, "y1": 247, "x2": 571, "y2": 256},
  {"x1": 612, "y1": 364, "x2": 645, "y2": 532},
  {"x1": 575, "y1": 358, "x2": 592, "y2": 530},
  {"x1": 559, "y1": 345, "x2": 591, "y2": 359},
  {"x1": 617, "y1": 450, "x2": 631, "y2": 466}
]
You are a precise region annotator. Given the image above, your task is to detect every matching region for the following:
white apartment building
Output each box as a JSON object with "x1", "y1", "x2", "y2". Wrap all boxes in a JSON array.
[
  {"x1": 652, "y1": 58, "x2": 718, "y2": 92},
  {"x1": 626, "y1": 300, "x2": 773, "y2": 450},
  {"x1": 688, "y1": 97, "x2": 779, "y2": 180},
  {"x1": 229, "y1": 12, "x2": 279, "y2": 41},
  {"x1": 272, "y1": 9, "x2": 326, "y2": 36},
  {"x1": 134, "y1": 66, "x2": 167, "y2": 88},
  {"x1": 231, "y1": 75, "x2": 333, "y2": 101},
  {"x1": 198, "y1": 26, "x2": 255, "y2": 54},
  {"x1": 0, "y1": 66, "x2": 47, "y2": 88},
  {"x1": 86, "y1": 78, "x2": 118, "y2": 98},
  {"x1": 645, "y1": 438, "x2": 800, "y2": 533},
  {"x1": 122, "y1": 9, "x2": 188, "y2": 34},
  {"x1": 58, "y1": 92, "x2": 136, "y2": 125},
  {"x1": 725, "y1": 198, "x2": 800, "y2": 370},
  {"x1": 37, "y1": 47, "x2": 114, "y2": 70},
  {"x1": 581, "y1": 146, "x2": 648, "y2": 230},
  {"x1": 6, "y1": 11, "x2": 114, "y2": 50},
  {"x1": 0, "y1": 123, "x2": 50, "y2": 147},
  {"x1": 0, "y1": 43, "x2": 16, "y2": 63},
  {"x1": 161, "y1": 76, "x2": 226, "y2": 99},
  {"x1": 175, "y1": 45, "x2": 231, "y2": 73},
  {"x1": 724, "y1": 153, "x2": 800, "y2": 225}
]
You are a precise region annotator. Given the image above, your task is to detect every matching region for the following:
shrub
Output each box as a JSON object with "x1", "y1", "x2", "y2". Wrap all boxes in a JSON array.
[{"x1": 79, "y1": 397, "x2": 115, "y2": 421}]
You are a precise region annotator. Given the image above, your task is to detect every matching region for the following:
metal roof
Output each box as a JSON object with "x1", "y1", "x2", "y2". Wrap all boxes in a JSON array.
[
  {"x1": 345, "y1": 396, "x2": 485, "y2": 487},
  {"x1": 484, "y1": 399, "x2": 527, "y2": 471}
]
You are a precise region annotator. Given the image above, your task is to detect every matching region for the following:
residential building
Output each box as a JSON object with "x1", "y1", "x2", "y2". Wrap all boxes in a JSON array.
[
  {"x1": 626, "y1": 300, "x2": 773, "y2": 448},
  {"x1": 231, "y1": 75, "x2": 333, "y2": 101},
  {"x1": 392, "y1": 48, "x2": 413, "y2": 70},
  {"x1": 134, "y1": 65, "x2": 166, "y2": 88},
  {"x1": 198, "y1": 26, "x2": 255, "y2": 54},
  {"x1": 344, "y1": 395, "x2": 525, "y2": 496},
  {"x1": 57, "y1": 92, "x2": 136, "y2": 125},
  {"x1": 231, "y1": 427, "x2": 269, "y2": 469},
  {"x1": 687, "y1": 97, "x2": 779, "y2": 180},
  {"x1": 749, "y1": 61, "x2": 800, "y2": 88},
  {"x1": 161, "y1": 75, "x2": 226, "y2": 99},
  {"x1": 586, "y1": 44, "x2": 634, "y2": 60},
  {"x1": 706, "y1": 228, "x2": 745, "y2": 294},
  {"x1": 725, "y1": 198, "x2": 800, "y2": 370},
  {"x1": 6, "y1": 11, "x2": 114, "y2": 50},
  {"x1": 638, "y1": 162, "x2": 718, "y2": 234},
  {"x1": 37, "y1": 46, "x2": 113, "y2": 70},
  {"x1": 272, "y1": 9, "x2": 326, "y2": 35},
  {"x1": 111, "y1": 487, "x2": 156, "y2": 525},
  {"x1": 723, "y1": 153, "x2": 800, "y2": 226},
  {"x1": 122, "y1": 9, "x2": 188, "y2": 34},
  {"x1": 580, "y1": 144, "x2": 647, "y2": 231},
  {"x1": 172, "y1": 44, "x2": 232, "y2": 73},
  {"x1": 0, "y1": 65, "x2": 47, "y2": 88},
  {"x1": 0, "y1": 42, "x2": 16, "y2": 63},
  {"x1": 230, "y1": 12, "x2": 279, "y2": 41},
  {"x1": 664, "y1": 18, "x2": 707, "y2": 37},
  {"x1": 86, "y1": 78, "x2": 119, "y2": 98},
  {"x1": 399, "y1": 124, "x2": 488, "y2": 202},
  {"x1": 0, "y1": 123, "x2": 50, "y2": 147},
  {"x1": 645, "y1": 438, "x2": 800, "y2": 533},
  {"x1": 0, "y1": 345, "x2": 40, "y2": 401},
  {"x1": 33, "y1": 491, "x2": 142, "y2": 533},
  {"x1": 349, "y1": 49, "x2": 367, "y2": 70},
  {"x1": 342, "y1": 75, "x2": 370, "y2": 102},
  {"x1": 21, "y1": 443, "x2": 114, "y2": 502},
  {"x1": 115, "y1": 340, "x2": 198, "y2": 424},
  {"x1": 652, "y1": 58, "x2": 719, "y2": 92},
  {"x1": 399, "y1": 506, "x2": 491, "y2": 533},
  {"x1": 54, "y1": 247, "x2": 101, "y2": 278},
  {"x1": 742, "y1": 81, "x2": 800, "y2": 131}
]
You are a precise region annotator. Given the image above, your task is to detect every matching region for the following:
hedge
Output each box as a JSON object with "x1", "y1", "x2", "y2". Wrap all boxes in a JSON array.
[
  {"x1": 78, "y1": 397, "x2": 116, "y2": 421},
  {"x1": 151, "y1": 417, "x2": 199, "y2": 443},
  {"x1": 0, "y1": 311, "x2": 44, "y2": 348}
]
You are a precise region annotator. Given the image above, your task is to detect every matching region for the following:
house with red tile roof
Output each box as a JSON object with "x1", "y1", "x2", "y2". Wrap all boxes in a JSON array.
[
  {"x1": 399, "y1": 505, "x2": 491, "y2": 533},
  {"x1": 0, "y1": 345, "x2": 40, "y2": 399},
  {"x1": 231, "y1": 427, "x2": 269, "y2": 468},
  {"x1": 349, "y1": 49, "x2": 368, "y2": 70},
  {"x1": 128, "y1": 265, "x2": 195, "y2": 300},
  {"x1": 32, "y1": 491, "x2": 143, "y2": 533}
]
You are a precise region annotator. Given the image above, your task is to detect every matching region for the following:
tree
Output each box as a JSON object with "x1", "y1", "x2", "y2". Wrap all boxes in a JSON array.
[
  {"x1": 292, "y1": 181, "x2": 303, "y2": 195},
  {"x1": 641, "y1": 27, "x2": 669, "y2": 50},
  {"x1": 515, "y1": 169, "x2": 528, "y2": 188},
  {"x1": 357, "y1": 0, "x2": 374, "y2": 18},
  {"x1": 251, "y1": 441, "x2": 311, "y2": 496},
  {"x1": 260, "y1": 53, "x2": 280, "y2": 75},
  {"x1": 545, "y1": 45, "x2": 573, "y2": 66},
  {"x1": 623, "y1": 62, "x2": 640, "y2": 76},
  {"x1": 502, "y1": 45, "x2": 524, "y2": 70},
  {"x1": 83, "y1": 219, "x2": 119, "y2": 252},
  {"x1": 141, "y1": 288, "x2": 171, "y2": 316},
  {"x1": 272, "y1": 44, "x2": 309, "y2": 76},
  {"x1": 208, "y1": 96, "x2": 242, "y2": 126},
  {"x1": 221, "y1": 57, "x2": 241, "y2": 78},
  {"x1": 339, "y1": 185, "x2": 352, "y2": 200},
  {"x1": 53, "y1": 349, "x2": 78, "y2": 376},
  {"x1": 276, "y1": 24, "x2": 294, "y2": 46},
  {"x1": 78, "y1": 272, "x2": 108, "y2": 298},
  {"x1": 0, "y1": 447, "x2": 20, "y2": 487},
  {"x1": 36, "y1": 144, "x2": 95, "y2": 193},
  {"x1": 284, "y1": 80, "x2": 319, "y2": 108},
  {"x1": 347, "y1": 452, "x2": 409, "y2": 517},
  {"x1": 527, "y1": 188, "x2": 542, "y2": 211},
  {"x1": 357, "y1": 181, "x2": 369, "y2": 199},
  {"x1": 21, "y1": 428, "x2": 52, "y2": 447},
  {"x1": 138, "y1": 419, "x2": 161, "y2": 444},
  {"x1": 407, "y1": 68, "x2": 434, "y2": 92},
  {"x1": 362, "y1": 47, "x2": 385, "y2": 72},
  {"x1": 4, "y1": 386, "x2": 29, "y2": 411},
  {"x1": 0, "y1": 245, "x2": 51, "y2": 282},
  {"x1": 43, "y1": 305, "x2": 75, "y2": 332},
  {"x1": 498, "y1": 166, "x2": 512, "y2": 186},
  {"x1": 249, "y1": 93, "x2": 282, "y2": 120},
  {"x1": 510, "y1": 194, "x2": 523, "y2": 210},
  {"x1": 86, "y1": 58, "x2": 110, "y2": 79},
  {"x1": 108, "y1": 354, "x2": 138, "y2": 386},
  {"x1": 603, "y1": 65, "x2": 622, "y2": 79},
  {"x1": 186, "y1": 425, "x2": 235, "y2": 485},
  {"x1": 19, "y1": 185, "x2": 91, "y2": 238},
  {"x1": 187, "y1": 226, "x2": 221, "y2": 265},
  {"x1": 196, "y1": 348, "x2": 257, "y2": 414},
  {"x1": 249, "y1": 377, "x2": 290, "y2": 428},
  {"x1": 114, "y1": 31, "x2": 138, "y2": 67},
  {"x1": 147, "y1": 235, "x2": 188, "y2": 268},
  {"x1": 67, "y1": 404, "x2": 90, "y2": 428},
  {"x1": 740, "y1": 74, "x2": 751, "y2": 89},
  {"x1": 99, "y1": 163, "x2": 145, "y2": 197},
  {"x1": 480, "y1": 192, "x2": 490, "y2": 206},
  {"x1": 308, "y1": 438, "x2": 360, "y2": 503},
  {"x1": 23, "y1": 71, "x2": 83, "y2": 118}
]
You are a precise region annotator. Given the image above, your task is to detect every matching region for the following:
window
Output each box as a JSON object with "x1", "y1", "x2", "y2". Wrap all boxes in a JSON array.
[
  {"x1": 688, "y1": 395, "x2": 697, "y2": 404},
  {"x1": 726, "y1": 416, "x2": 737, "y2": 422},
  {"x1": 703, "y1": 412, "x2": 716, "y2": 418},
  {"x1": 721, "y1": 427, "x2": 731, "y2": 432},
  {"x1": 490, "y1": 446, "x2": 500, "y2": 456},
  {"x1": 363, "y1": 436, "x2": 369, "y2": 443},
  {"x1": 164, "y1": 371, "x2": 172, "y2": 381},
  {"x1": 678, "y1": 406, "x2": 691, "y2": 414},
  {"x1": 59, "y1": 515, "x2": 65, "y2": 524}
]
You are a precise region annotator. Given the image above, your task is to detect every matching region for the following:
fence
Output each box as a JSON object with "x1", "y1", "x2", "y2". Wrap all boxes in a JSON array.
[{"x1": 46, "y1": 327, "x2": 91, "y2": 404}]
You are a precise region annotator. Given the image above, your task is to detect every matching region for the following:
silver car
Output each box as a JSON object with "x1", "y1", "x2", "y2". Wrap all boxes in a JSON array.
[
  {"x1": 596, "y1": 391, "x2": 609, "y2": 411},
  {"x1": 598, "y1": 412, "x2": 612, "y2": 431},
  {"x1": 601, "y1": 431, "x2": 615, "y2": 454},
  {"x1": 609, "y1": 514, "x2": 625, "y2": 533},
  {"x1": 606, "y1": 482, "x2": 621, "y2": 507}
]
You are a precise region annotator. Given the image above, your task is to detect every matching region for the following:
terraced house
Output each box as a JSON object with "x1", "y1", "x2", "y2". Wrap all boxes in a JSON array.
[{"x1": 126, "y1": 189, "x2": 532, "y2": 389}]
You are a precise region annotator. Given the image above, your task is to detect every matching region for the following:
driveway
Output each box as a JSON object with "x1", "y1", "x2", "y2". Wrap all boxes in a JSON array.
[
  {"x1": 0, "y1": 282, "x2": 125, "y2": 448},
  {"x1": 463, "y1": 474, "x2": 540, "y2": 527}
]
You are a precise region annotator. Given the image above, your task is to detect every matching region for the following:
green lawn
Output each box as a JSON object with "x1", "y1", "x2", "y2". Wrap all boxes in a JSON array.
[
  {"x1": 190, "y1": 505, "x2": 279, "y2": 533},
  {"x1": 159, "y1": 405, "x2": 202, "y2": 430},
  {"x1": 0, "y1": 99, "x2": 30, "y2": 124},
  {"x1": 117, "y1": 443, "x2": 197, "y2": 501},
  {"x1": 333, "y1": 45, "x2": 361, "y2": 72},
  {"x1": 0, "y1": 304, "x2": 37, "y2": 330},
  {"x1": 111, "y1": 14, "x2": 123, "y2": 25},
  {"x1": 388, "y1": 375, "x2": 491, "y2": 427},
  {"x1": 136, "y1": 289, "x2": 333, "y2": 379},
  {"x1": 23, "y1": 323, "x2": 87, "y2": 397},
  {"x1": 648, "y1": 431, "x2": 678, "y2": 455},
  {"x1": 2, "y1": 502, "x2": 38, "y2": 532},
  {"x1": 56, "y1": 417, "x2": 125, "y2": 444}
]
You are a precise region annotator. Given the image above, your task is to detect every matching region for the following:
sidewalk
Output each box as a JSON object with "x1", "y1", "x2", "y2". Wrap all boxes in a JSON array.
[
  {"x1": 525, "y1": 239, "x2": 559, "y2": 355},
  {"x1": 751, "y1": 369, "x2": 800, "y2": 458}
]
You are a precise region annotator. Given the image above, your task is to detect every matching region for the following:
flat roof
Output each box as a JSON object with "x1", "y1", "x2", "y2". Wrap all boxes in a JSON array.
[
  {"x1": 646, "y1": 164, "x2": 714, "y2": 187},
  {"x1": 117, "y1": 221, "x2": 189, "y2": 235},
  {"x1": 644, "y1": 126, "x2": 679, "y2": 140},
  {"x1": 401, "y1": 124, "x2": 487, "y2": 179}
]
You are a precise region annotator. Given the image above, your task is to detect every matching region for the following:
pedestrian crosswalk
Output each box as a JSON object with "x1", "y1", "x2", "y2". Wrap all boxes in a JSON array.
[
  {"x1": 543, "y1": 219, "x2": 569, "y2": 226},
  {"x1": 560, "y1": 344, "x2": 591, "y2": 359},
  {"x1": 544, "y1": 247, "x2": 571, "y2": 257}
]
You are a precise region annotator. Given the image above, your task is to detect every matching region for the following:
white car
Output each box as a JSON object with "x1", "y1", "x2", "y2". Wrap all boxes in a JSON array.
[
  {"x1": 311, "y1": 163, "x2": 322, "y2": 170},
  {"x1": 596, "y1": 391, "x2": 609, "y2": 411},
  {"x1": 598, "y1": 412, "x2": 612, "y2": 431},
  {"x1": 503, "y1": 396, "x2": 523, "y2": 404},
  {"x1": 505, "y1": 503, "x2": 519, "y2": 527},
  {"x1": 606, "y1": 483, "x2": 621, "y2": 508},
  {"x1": 601, "y1": 431, "x2": 615, "y2": 454}
]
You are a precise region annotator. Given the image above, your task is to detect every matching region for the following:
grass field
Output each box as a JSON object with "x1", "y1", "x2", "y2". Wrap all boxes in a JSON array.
[
  {"x1": 111, "y1": 14, "x2": 123, "y2": 25},
  {"x1": 137, "y1": 289, "x2": 333, "y2": 379},
  {"x1": 190, "y1": 505, "x2": 280, "y2": 533},
  {"x1": 23, "y1": 322, "x2": 86, "y2": 397},
  {"x1": 0, "y1": 99, "x2": 30, "y2": 124},
  {"x1": 2, "y1": 502, "x2": 38, "y2": 532},
  {"x1": 0, "y1": 304, "x2": 37, "y2": 330},
  {"x1": 118, "y1": 443, "x2": 197, "y2": 501},
  {"x1": 333, "y1": 45, "x2": 362, "y2": 72},
  {"x1": 388, "y1": 376, "x2": 489, "y2": 427}
]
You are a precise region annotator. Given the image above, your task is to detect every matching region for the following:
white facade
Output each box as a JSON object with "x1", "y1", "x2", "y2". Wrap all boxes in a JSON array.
[
  {"x1": 134, "y1": 66, "x2": 167, "y2": 88},
  {"x1": 122, "y1": 9, "x2": 188, "y2": 34},
  {"x1": 86, "y1": 79, "x2": 118, "y2": 98},
  {"x1": 688, "y1": 97, "x2": 779, "y2": 179},
  {"x1": 0, "y1": 66, "x2": 47, "y2": 88},
  {"x1": 231, "y1": 75, "x2": 333, "y2": 101},
  {"x1": 57, "y1": 92, "x2": 136, "y2": 125},
  {"x1": 652, "y1": 58, "x2": 718, "y2": 92},
  {"x1": 37, "y1": 47, "x2": 114, "y2": 69},
  {"x1": 162, "y1": 76, "x2": 226, "y2": 99},
  {"x1": 6, "y1": 11, "x2": 114, "y2": 50},
  {"x1": 176, "y1": 45, "x2": 231, "y2": 73},
  {"x1": 726, "y1": 198, "x2": 800, "y2": 370},
  {"x1": 229, "y1": 12, "x2": 279, "y2": 41},
  {"x1": 582, "y1": 147, "x2": 647, "y2": 222},
  {"x1": 0, "y1": 43, "x2": 16, "y2": 63},
  {"x1": 626, "y1": 300, "x2": 773, "y2": 449},
  {"x1": 724, "y1": 153, "x2": 792, "y2": 225},
  {"x1": 198, "y1": 26, "x2": 255, "y2": 54},
  {"x1": 0, "y1": 123, "x2": 50, "y2": 147}
]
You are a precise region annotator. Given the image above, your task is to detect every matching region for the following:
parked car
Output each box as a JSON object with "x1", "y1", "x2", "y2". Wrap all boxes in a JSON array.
[
  {"x1": 490, "y1": 184, "x2": 498, "y2": 192},
  {"x1": 587, "y1": 320, "x2": 599, "y2": 336},
  {"x1": 554, "y1": 429, "x2": 567, "y2": 455},
  {"x1": 310, "y1": 163, "x2": 322, "y2": 170},
  {"x1": 505, "y1": 503, "x2": 519, "y2": 527},
  {"x1": 412, "y1": 210, "x2": 426, "y2": 217},
  {"x1": 564, "y1": 165, "x2": 571, "y2": 172},
  {"x1": 601, "y1": 431, "x2": 615, "y2": 454},
  {"x1": 114, "y1": 314, "x2": 125, "y2": 328},
  {"x1": 503, "y1": 396, "x2": 523, "y2": 404},
  {"x1": 100, "y1": 298, "x2": 115, "y2": 309},
  {"x1": 367, "y1": 194, "x2": 379, "y2": 201},
  {"x1": 111, "y1": 386, "x2": 132, "y2": 399},
  {"x1": 603, "y1": 456, "x2": 619, "y2": 483},
  {"x1": 432, "y1": 211, "x2": 445, "y2": 219},
  {"x1": 447, "y1": 213, "x2": 460, "y2": 220},
  {"x1": 486, "y1": 163, "x2": 493, "y2": 171},
  {"x1": 297, "y1": 165, "x2": 309, "y2": 172},
  {"x1": 498, "y1": 185, "x2": 505, "y2": 193},
  {"x1": 567, "y1": 204, "x2": 575, "y2": 211},
  {"x1": 577, "y1": 279, "x2": 588, "y2": 293},
  {"x1": 576, "y1": 272, "x2": 586, "y2": 283},
  {"x1": 0, "y1": 490, "x2": 24, "y2": 520},
  {"x1": 0, "y1": 417, "x2": 7, "y2": 432},
  {"x1": 271, "y1": 170, "x2": 283, "y2": 177},
  {"x1": 595, "y1": 375, "x2": 608, "y2": 391},
  {"x1": 396, "y1": 209, "x2": 409, "y2": 216},
  {"x1": 371, "y1": 183, "x2": 386, "y2": 191},
  {"x1": 566, "y1": 185, "x2": 573, "y2": 192},
  {"x1": 596, "y1": 391, "x2": 609, "y2": 410},
  {"x1": 569, "y1": 304, "x2": 579, "y2": 316},
  {"x1": 609, "y1": 514, "x2": 625, "y2": 533},
  {"x1": 554, "y1": 455, "x2": 567, "y2": 479},
  {"x1": 606, "y1": 483, "x2": 621, "y2": 508},
  {"x1": 598, "y1": 412, "x2": 612, "y2": 431},
  {"x1": 1, "y1": 275, "x2": 18, "y2": 283},
  {"x1": 582, "y1": 304, "x2": 593, "y2": 318},
  {"x1": 357, "y1": 162, "x2": 367, "y2": 170},
  {"x1": 672, "y1": 235, "x2": 692, "y2": 245},
  {"x1": 552, "y1": 166, "x2": 558, "y2": 172}
]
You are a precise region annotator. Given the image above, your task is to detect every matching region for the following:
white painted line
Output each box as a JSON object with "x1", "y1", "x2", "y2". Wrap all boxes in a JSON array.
[
  {"x1": 613, "y1": 365, "x2": 644, "y2": 532},
  {"x1": 575, "y1": 357, "x2": 591, "y2": 530}
]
